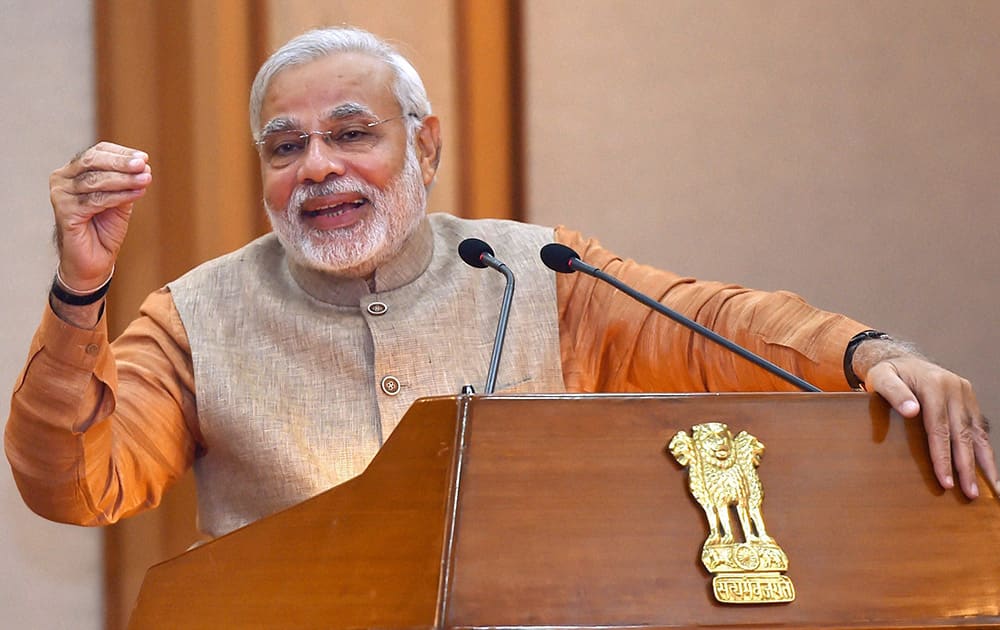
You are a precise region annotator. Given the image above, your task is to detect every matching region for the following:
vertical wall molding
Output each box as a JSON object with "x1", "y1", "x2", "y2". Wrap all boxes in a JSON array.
[{"x1": 455, "y1": 0, "x2": 523, "y2": 220}]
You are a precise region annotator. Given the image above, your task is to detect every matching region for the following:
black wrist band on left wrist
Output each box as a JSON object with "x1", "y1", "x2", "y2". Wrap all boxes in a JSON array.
[{"x1": 843, "y1": 329, "x2": 892, "y2": 390}]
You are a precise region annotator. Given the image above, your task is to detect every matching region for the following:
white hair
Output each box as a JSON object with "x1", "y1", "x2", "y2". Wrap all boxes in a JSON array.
[{"x1": 249, "y1": 27, "x2": 432, "y2": 141}]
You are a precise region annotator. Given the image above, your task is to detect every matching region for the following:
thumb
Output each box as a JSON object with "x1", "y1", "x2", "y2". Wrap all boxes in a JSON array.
[{"x1": 864, "y1": 361, "x2": 921, "y2": 418}]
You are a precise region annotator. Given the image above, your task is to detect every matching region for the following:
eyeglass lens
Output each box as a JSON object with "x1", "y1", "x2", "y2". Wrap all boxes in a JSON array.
[{"x1": 257, "y1": 115, "x2": 408, "y2": 167}]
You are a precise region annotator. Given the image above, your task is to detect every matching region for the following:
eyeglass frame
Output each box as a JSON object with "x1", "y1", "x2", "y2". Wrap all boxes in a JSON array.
[{"x1": 253, "y1": 113, "x2": 421, "y2": 165}]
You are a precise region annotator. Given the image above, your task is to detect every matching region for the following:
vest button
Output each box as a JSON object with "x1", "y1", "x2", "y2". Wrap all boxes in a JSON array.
[
  {"x1": 367, "y1": 301, "x2": 388, "y2": 316},
  {"x1": 380, "y1": 375, "x2": 401, "y2": 396}
]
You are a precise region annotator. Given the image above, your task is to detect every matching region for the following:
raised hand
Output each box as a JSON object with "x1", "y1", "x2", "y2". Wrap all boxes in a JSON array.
[{"x1": 49, "y1": 142, "x2": 152, "y2": 290}]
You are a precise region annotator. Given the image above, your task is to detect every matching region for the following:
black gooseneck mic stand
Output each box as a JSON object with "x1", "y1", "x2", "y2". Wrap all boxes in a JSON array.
[
  {"x1": 459, "y1": 238, "x2": 516, "y2": 394},
  {"x1": 539, "y1": 242, "x2": 821, "y2": 393}
]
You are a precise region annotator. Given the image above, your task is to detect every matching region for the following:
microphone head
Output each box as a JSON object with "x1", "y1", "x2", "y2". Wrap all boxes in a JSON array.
[
  {"x1": 540, "y1": 243, "x2": 580, "y2": 274},
  {"x1": 458, "y1": 238, "x2": 495, "y2": 269}
]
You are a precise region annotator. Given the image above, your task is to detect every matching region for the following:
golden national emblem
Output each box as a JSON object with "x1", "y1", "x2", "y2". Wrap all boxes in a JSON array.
[{"x1": 668, "y1": 422, "x2": 795, "y2": 604}]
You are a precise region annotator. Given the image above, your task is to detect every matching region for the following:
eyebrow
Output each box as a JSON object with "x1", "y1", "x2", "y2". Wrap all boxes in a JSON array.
[
  {"x1": 326, "y1": 102, "x2": 378, "y2": 120},
  {"x1": 259, "y1": 117, "x2": 300, "y2": 137},
  {"x1": 259, "y1": 102, "x2": 380, "y2": 138}
]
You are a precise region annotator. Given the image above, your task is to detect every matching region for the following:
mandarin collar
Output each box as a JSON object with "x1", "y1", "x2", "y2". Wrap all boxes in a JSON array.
[{"x1": 286, "y1": 216, "x2": 434, "y2": 306}]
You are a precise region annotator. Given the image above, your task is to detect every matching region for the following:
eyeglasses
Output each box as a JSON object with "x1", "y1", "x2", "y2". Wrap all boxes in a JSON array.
[{"x1": 254, "y1": 113, "x2": 418, "y2": 168}]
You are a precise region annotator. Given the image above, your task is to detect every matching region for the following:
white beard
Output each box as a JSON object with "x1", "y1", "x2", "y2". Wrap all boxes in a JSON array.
[{"x1": 264, "y1": 148, "x2": 427, "y2": 278}]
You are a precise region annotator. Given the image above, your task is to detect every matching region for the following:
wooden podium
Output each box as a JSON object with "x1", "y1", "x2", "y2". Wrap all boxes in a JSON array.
[{"x1": 128, "y1": 393, "x2": 1000, "y2": 628}]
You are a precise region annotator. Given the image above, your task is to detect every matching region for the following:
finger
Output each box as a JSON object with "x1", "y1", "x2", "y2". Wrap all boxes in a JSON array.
[
  {"x1": 865, "y1": 361, "x2": 921, "y2": 417},
  {"x1": 964, "y1": 387, "x2": 1000, "y2": 496},
  {"x1": 947, "y1": 391, "x2": 979, "y2": 499},
  {"x1": 62, "y1": 145, "x2": 148, "y2": 178},
  {"x1": 972, "y1": 415, "x2": 1000, "y2": 497},
  {"x1": 918, "y1": 383, "x2": 955, "y2": 490},
  {"x1": 69, "y1": 188, "x2": 149, "y2": 213},
  {"x1": 76, "y1": 141, "x2": 149, "y2": 163},
  {"x1": 69, "y1": 167, "x2": 152, "y2": 196},
  {"x1": 90, "y1": 141, "x2": 148, "y2": 156}
]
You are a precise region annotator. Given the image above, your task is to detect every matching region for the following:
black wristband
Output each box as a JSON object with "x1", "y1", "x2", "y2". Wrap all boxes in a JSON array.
[
  {"x1": 50, "y1": 275, "x2": 112, "y2": 306},
  {"x1": 843, "y1": 330, "x2": 892, "y2": 390}
]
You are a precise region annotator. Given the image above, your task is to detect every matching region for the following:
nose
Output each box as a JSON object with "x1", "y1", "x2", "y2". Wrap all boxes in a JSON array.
[{"x1": 297, "y1": 133, "x2": 347, "y2": 184}]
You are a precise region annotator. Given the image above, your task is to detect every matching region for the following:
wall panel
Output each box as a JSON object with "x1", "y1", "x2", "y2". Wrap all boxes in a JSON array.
[
  {"x1": 1, "y1": 3, "x2": 102, "y2": 629},
  {"x1": 523, "y1": 1, "x2": 1000, "y2": 451}
]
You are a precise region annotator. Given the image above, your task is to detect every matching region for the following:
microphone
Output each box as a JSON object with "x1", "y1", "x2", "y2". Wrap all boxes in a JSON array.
[
  {"x1": 539, "y1": 243, "x2": 821, "y2": 393},
  {"x1": 458, "y1": 238, "x2": 516, "y2": 394},
  {"x1": 459, "y1": 237, "x2": 502, "y2": 271}
]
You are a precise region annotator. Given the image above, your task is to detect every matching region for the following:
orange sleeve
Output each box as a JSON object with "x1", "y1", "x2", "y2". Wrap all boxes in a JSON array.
[
  {"x1": 4, "y1": 289, "x2": 199, "y2": 525},
  {"x1": 554, "y1": 226, "x2": 870, "y2": 393}
]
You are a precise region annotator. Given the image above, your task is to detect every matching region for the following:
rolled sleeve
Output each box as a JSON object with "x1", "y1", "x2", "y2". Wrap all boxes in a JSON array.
[{"x1": 5, "y1": 289, "x2": 198, "y2": 525}]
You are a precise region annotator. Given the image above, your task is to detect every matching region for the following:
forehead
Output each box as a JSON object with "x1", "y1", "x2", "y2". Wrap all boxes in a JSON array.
[{"x1": 259, "y1": 52, "x2": 399, "y2": 127}]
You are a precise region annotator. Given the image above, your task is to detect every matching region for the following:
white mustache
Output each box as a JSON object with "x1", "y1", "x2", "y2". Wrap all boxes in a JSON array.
[{"x1": 287, "y1": 178, "x2": 380, "y2": 215}]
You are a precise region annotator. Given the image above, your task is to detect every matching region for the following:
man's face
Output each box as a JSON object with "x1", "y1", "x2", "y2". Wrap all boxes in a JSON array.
[{"x1": 258, "y1": 52, "x2": 436, "y2": 278}]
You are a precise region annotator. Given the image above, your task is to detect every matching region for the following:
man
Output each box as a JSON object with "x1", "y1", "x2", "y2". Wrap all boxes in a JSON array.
[{"x1": 5, "y1": 27, "x2": 997, "y2": 540}]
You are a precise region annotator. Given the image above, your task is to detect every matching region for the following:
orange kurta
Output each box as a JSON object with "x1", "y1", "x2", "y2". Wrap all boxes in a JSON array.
[{"x1": 4, "y1": 223, "x2": 867, "y2": 531}]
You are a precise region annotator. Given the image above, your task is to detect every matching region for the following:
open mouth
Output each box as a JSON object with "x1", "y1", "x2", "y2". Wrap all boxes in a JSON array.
[{"x1": 302, "y1": 198, "x2": 368, "y2": 218}]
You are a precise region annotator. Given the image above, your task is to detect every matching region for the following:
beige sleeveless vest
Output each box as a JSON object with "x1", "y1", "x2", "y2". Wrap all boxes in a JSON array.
[{"x1": 169, "y1": 213, "x2": 566, "y2": 537}]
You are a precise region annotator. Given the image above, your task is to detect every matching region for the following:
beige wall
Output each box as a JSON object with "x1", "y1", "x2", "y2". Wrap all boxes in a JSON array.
[
  {"x1": 524, "y1": 0, "x2": 1000, "y2": 462},
  {"x1": 1, "y1": 2, "x2": 102, "y2": 629}
]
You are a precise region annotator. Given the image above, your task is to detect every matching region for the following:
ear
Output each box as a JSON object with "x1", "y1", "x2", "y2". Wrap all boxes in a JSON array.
[{"x1": 414, "y1": 115, "x2": 442, "y2": 187}]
